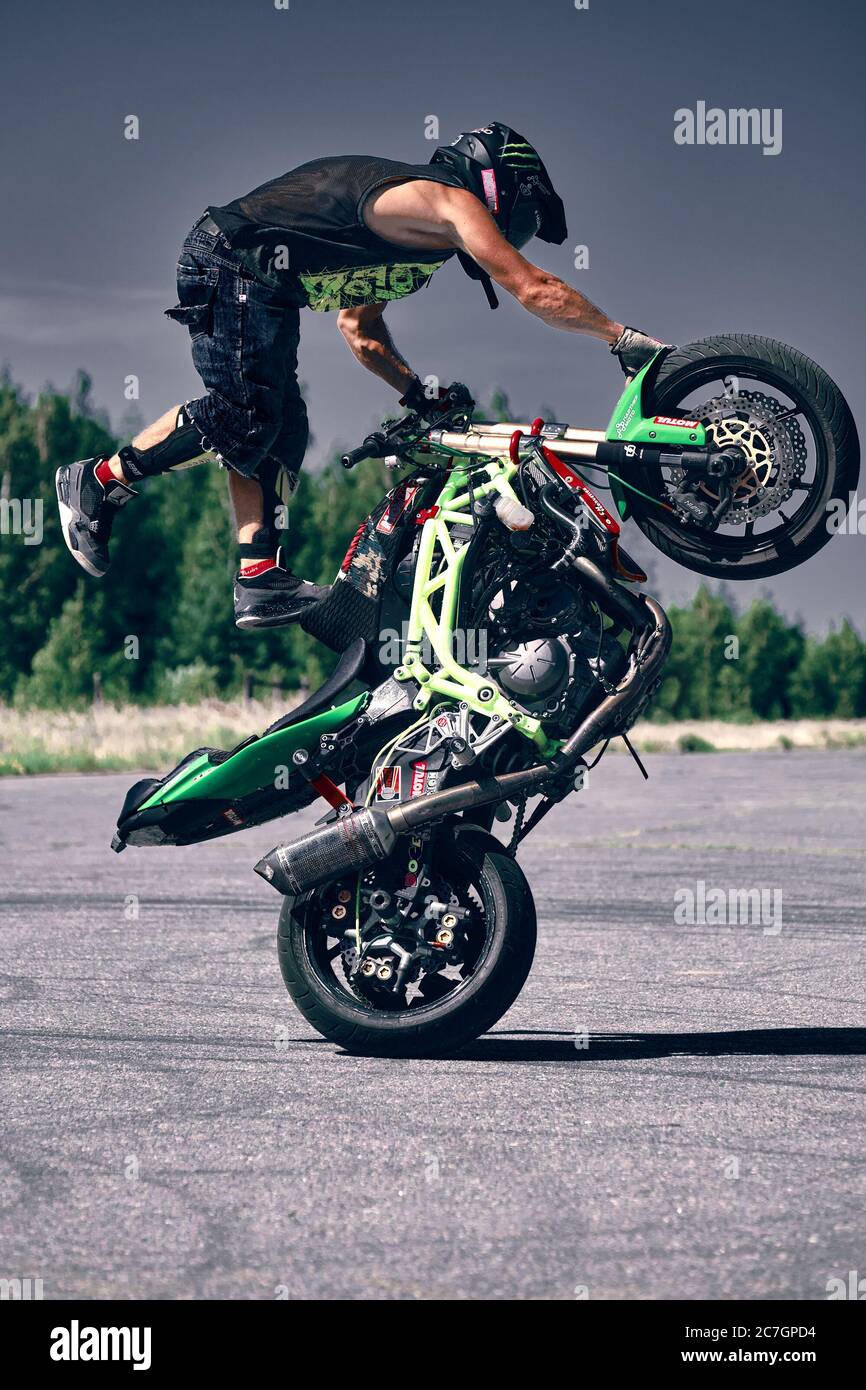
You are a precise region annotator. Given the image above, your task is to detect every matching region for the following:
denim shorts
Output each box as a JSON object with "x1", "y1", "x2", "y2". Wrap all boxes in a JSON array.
[{"x1": 164, "y1": 218, "x2": 308, "y2": 480}]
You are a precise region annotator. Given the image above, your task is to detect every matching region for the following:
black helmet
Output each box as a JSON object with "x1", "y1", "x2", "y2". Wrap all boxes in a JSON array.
[{"x1": 430, "y1": 122, "x2": 568, "y2": 249}]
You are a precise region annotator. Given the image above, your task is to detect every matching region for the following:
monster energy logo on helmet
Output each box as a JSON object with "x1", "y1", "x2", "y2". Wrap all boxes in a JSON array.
[
  {"x1": 501, "y1": 141, "x2": 542, "y2": 168},
  {"x1": 430, "y1": 121, "x2": 567, "y2": 250}
]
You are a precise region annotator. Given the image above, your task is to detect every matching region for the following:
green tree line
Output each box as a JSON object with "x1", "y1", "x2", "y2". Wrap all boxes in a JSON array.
[
  {"x1": 1, "y1": 372, "x2": 864, "y2": 719},
  {"x1": 648, "y1": 587, "x2": 866, "y2": 721}
]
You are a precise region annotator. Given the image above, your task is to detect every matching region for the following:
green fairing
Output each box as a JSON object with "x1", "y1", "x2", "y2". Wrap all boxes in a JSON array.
[
  {"x1": 298, "y1": 260, "x2": 445, "y2": 312},
  {"x1": 605, "y1": 352, "x2": 708, "y2": 518},
  {"x1": 136, "y1": 693, "x2": 369, "y2": 809}
]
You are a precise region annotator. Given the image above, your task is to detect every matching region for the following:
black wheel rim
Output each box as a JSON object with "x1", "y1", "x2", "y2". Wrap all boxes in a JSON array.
[
  {"x1": 640, "y1": 358, "x2": 830, "y2": 563},
  {"x1": 299, "y1": 846, "x2": 495, "y2": 1019}
]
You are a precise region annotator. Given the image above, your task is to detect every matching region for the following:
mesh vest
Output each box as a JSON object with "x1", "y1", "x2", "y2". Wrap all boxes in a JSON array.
[{"x1": 207, "y1": 155, "x2": 465, "y2": 311}]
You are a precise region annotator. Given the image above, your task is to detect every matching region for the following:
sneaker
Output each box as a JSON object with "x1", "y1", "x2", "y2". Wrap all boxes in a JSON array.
[
  {"x1": 55, "y1": 459, "x2": 137, "y2": 577},
  {"x1": 234, "y1": 555, "x2": 329, "y2": 629}
]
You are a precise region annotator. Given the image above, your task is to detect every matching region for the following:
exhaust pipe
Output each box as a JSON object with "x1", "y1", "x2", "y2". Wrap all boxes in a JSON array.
[
  {"x1": 253, "y1": 770, "x2": 551, "y2": 896},
  {"x1": 256, "y1": 571, "x2": 671, "y2": 896},
  {"x1": 254, "y1": 807, "x2": 397, "y2": 896}
]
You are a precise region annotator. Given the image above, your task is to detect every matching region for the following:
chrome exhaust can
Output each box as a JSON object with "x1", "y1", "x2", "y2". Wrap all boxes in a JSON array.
[{"x1": 254, "y1": 808, "x2": 396, "y2": 895}]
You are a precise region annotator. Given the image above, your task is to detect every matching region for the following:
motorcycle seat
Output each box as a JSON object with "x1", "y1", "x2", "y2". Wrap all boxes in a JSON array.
[{"x1": 263, "y1": 637, "x2": 368, "y2": 735}]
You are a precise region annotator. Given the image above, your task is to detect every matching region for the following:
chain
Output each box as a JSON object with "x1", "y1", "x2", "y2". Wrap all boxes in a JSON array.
[{"x1": 507, "y1": 790, "x2": 529, "y2": 854}]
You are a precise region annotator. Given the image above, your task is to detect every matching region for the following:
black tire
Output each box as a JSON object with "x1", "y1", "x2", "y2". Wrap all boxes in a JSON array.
[
  {"x1": 277, "y1": 825, "x2": 536, "y2": 1057},
  {"x1": 628, "y1": 335, "x2": 859, "y2": 580}
]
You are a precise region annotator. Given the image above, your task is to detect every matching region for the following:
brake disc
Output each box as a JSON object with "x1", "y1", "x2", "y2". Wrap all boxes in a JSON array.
[{"x1": 669, "y1": 390, "x2": 808, "y2": 522}]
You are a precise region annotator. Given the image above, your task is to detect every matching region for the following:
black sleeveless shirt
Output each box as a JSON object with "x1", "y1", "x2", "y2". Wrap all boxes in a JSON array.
[{"x1": 207, "y1": 155, "x2": 464, "y2": 310}]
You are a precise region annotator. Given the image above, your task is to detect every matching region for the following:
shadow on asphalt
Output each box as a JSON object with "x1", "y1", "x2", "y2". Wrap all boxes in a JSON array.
[
  {"x1": 13, "y1": 1027, "x2": 862, "y2": 1065},
  {"x1": 456, "y1": 1027, "x2": 866, "y2": 1062}
]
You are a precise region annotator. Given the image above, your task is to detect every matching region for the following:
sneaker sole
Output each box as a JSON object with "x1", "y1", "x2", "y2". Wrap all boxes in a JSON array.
[
  {"x1": 55, "y1": 467, "x2": 105, "y2": 578},
  {"x1": 235, "y1": 601, "x2": 320, "y2": 630}
]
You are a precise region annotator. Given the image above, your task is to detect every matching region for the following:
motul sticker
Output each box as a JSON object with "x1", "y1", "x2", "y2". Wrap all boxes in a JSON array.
[
  {"x1": 409, "y1": 761, "x2": 428, "y2": 797},
  {"x1": 375, "y1": 766, "x2": 401, "y2": 802},
  {"x1": 481, "y1": 168, "x2": 499, "y2": 214},
  {"x1": 653, "y1": 415, "x2": 700, "y2": 429},
  {"x1": 376, "y1": 483, "x2": 420, "y2": 535}
]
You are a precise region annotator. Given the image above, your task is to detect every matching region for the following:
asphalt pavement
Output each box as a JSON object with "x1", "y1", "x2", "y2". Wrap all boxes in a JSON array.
[{"x1": 1, "y1": 750, "x2": 863, "y2": 1300}]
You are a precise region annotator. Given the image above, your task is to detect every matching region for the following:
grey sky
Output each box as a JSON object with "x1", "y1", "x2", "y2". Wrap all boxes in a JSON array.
[{"x1": 2, "y1": 0, "x2": 864, "y2": 629}]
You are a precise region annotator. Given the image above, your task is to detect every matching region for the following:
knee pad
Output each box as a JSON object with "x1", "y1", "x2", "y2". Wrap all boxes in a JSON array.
[{"x1": 119, "y1": 407, "x2": 218, "y2": 482}]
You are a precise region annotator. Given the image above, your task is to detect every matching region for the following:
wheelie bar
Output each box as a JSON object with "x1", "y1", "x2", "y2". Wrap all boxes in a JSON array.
[{"x1": 254, "y1": 562, "x2": 672, "y2": 897}]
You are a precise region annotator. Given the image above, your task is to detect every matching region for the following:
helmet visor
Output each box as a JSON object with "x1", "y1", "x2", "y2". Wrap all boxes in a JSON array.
[{"x1": 505, "y1": 198, "x2": 543, "y2": 250}]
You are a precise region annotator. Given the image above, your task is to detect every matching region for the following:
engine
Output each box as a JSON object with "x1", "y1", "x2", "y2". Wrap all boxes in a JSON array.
[{"x1": 485, "y1": 573, "x2": 627, "y2": 740}]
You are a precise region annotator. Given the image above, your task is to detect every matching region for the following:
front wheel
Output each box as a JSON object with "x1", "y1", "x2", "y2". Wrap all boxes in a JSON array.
[
  {"x1": 627, "y1": 335, "x2": 859, "y2": 579},
  {"x1": 277, "y1": 824, "x2": 536, "y2": 1057}
]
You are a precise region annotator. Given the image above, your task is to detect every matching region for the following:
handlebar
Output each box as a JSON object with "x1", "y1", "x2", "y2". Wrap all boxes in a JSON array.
[{"x1": 340, "y1": 383, "x2": 475, "y2": 469}]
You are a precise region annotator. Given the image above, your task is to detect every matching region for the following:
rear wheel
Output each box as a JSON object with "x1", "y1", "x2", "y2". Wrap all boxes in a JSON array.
[
  {"x1": 627, "y1": 335, "x2": 859, "y2": 579},
  {"x1": 277, "y1": 824, "x2": 536, "y2": 1057}
]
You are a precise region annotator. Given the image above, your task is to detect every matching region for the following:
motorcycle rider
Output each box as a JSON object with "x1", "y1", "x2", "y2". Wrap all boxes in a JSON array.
[{"x1": 56, "y1": 122, "x2": 668, "y2": 629}]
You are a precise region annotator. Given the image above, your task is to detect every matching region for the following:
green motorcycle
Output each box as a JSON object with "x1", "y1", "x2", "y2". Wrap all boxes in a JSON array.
[{"x1": 113, "y1": 337, "x2": 858, "y2": 1055}]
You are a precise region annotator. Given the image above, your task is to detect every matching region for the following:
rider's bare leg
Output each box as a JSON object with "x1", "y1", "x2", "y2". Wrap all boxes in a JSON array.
[
  {"x1": 227, "y1": 472, "x2": 266, "y2": 547},
  {"x1": 103, "y1": 406, "x2": 184, "y2": 483}
]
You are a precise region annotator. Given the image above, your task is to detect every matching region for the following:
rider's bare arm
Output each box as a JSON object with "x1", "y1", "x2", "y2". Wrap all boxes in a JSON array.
[
  {"x1": 364, "y1": 181, "x2": 625, "y2": 344},
  {"x1": 337, "y1": 302, "x2": 417, "y2": 393}
]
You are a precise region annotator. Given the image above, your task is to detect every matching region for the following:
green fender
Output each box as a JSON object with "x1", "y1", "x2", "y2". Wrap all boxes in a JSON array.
[{"x1": 605, "y1": 350, "x2": 707, "y2": 520}]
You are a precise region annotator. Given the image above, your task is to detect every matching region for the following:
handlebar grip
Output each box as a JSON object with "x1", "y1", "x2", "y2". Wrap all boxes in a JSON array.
[
  {"x1": 340, "y1": 445, "x2": 371, "y2": 470},
  {"x1": 341, "y1": 432, "x2": 387, "y2": 470}
]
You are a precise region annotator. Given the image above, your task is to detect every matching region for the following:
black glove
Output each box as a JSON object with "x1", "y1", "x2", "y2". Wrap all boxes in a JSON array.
[
  {"x1": 611, "y1": 327, "x2": 673, "y2": 377},
  {"x1": 399, "y1": 378, "x2": 473, "y2": 421}
]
